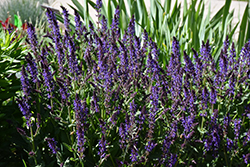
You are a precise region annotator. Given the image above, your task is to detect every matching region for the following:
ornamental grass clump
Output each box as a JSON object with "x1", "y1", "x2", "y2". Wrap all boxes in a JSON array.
[{"x1": 17, "y1": 1, "x2": 250, "y2": 166}]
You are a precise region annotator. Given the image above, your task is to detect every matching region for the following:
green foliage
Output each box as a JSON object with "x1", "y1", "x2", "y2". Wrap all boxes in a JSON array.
[
  {"x1": 0, "y1": 28, "x2": 26, "y2": 105},
  {"x1": 0, "y1": 27, "x2": 28, "y2": 166}
]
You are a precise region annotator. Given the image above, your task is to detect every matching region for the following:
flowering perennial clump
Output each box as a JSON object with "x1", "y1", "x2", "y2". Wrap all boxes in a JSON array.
[{"x1": 17, "y1": 1, "x2": 250, "y2": 166}]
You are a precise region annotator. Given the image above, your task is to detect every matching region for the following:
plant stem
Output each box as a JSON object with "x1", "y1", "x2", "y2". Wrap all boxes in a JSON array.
[
  {"x1": 68, "y1": 106, "x2": 76, "y2": 159},
  {"x1": 30, "y1": 126, "x2": 37, "y2": 165},
  {"x1": 223, "y1": 145, "x2": 229, "y2": 167}
]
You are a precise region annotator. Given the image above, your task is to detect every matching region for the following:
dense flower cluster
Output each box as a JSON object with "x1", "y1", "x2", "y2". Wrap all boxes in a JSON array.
[{"x1": 17, "y1": 1, "x2": 250, "y2": 166}]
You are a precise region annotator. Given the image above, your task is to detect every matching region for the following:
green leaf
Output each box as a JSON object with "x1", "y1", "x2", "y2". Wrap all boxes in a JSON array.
[
  {"x1": 222, "y1": 0, "x2": 232, "y2": 30},
  {"x1": 0, "y1": 113, "x2": 6, "y2": 119},
  {"x1": 238, "y1": 4, "x2": 249, "y2": 54},
  {"x1": 63, "y1": 142, "x2": 73, "y2": 152},
  {"x1": 0, "y1": 79, "x2": 9, "y2": 87},
  {"x1": 14, "y1": 14, "x2": 22, "y2": 29},
  {"x1": 22, "y1": 159, "x2": 27, "y2": 167}
]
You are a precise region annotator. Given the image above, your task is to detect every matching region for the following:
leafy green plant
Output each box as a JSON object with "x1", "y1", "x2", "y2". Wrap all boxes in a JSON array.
[{"x1": 0, "y1": 26, "x2": 28, "y2": 166}]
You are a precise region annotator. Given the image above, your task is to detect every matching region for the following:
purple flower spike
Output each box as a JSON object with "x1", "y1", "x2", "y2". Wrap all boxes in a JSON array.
[
  {"x1": 201, "y1": 86, "x2": 209, "y2": 109},
  {"x1": 119, "y1": 123, "x2": 127, "y2": 149},
  {"x1": 203, "y1": 111, "x2": 221, "y2": 157},
  {"x1": 219, "y1": 51, "x2": 228, "y2": 75},
  {"x1": 127, "y1": 15, "x2": 135, "y2": 36},
  {"x1": 209, "y1": 86, "x2": 217, "y2": 104},
  {"x1": 234, "y1": 119, "x2": 241, "y2": 143},
  {"x1": 98, "y1": 135, "x2": 107, "y2": 159},
  {"x1": 96, "y1": 0, "x2": 102, "y2": 10},
  {"x1": 27, "y1": 23, "x2": 38, "y2": 53},
  {"x1": 74, "y1": 94, "x2": 88, "y2": 159},
  {"x1": 182, "y1": 113, "x2": 195, "y2": 139},
  {"x1": 41, "y1": 56, "x2": 54, "y2": 95},
  {"x1": 61, "y1": 6, "x2": 71, "y2": 32},
  {"x1": 20, "y1": 66, "x2": 31, "y2": 97},
  {"x1": 183, "y1": 51, "x2": 195, "y2": 75},
  {"x1": 96, "y1": 0, "x2": 102, "y2": 21},
  {"x1": 200, "y1": 40, "x2": 211, "y2": 66},
  {"x1": 101, "y1": 15, "x2": 107, "y2": 33},
  {"x1": 56, "y1": 77, "x2": 69, "y2": 101},
  {"x1": 25, "y1": 53, "x2": 38, "y2": 84},
  {"x1": 46, "y1": 9, "x2": 62, "y2": 40},
  {"x1": 243, "y1": 153, "x2": 250, "y2": 164},
  {"x1": 17, "y1": 98, "x2": 31, "y2": 127},
  {"x1": 192, "y1": 48, "x2": 203, "y2": 85},
  {"x1": 110, "y1": 6, "x2": 120, "y2": 39},
  {"x1": 130, "y1": 146, "x2": 138, "y2": 162},
  {"x1": 45, "y1": 137, "x2": 59, "y2": 154},
  {"x1": 74, "y1": 9, "x2": 83, "y2": 39},
  {"x1": 172, "y1": 37, "x2": 180, "y2": 64},
  {"x1": 145, "y1": 141, "x2": 157, "y2": 153},
  {"x1": 168, "y1": 153, "x2": 177, "y2": 167}
]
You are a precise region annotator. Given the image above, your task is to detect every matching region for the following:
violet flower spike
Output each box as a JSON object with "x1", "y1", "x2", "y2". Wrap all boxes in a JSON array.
[
  {"x1": 17, "y1": 98, "x2": 32, "y2": 127},
  {"x1": 20, "y1": 66, "x2": 31, "y2": 97},
  {"x1": 61, "y1": 6, "x2": 71, "y2": 32},
  {"x1": 119, "y1": 123, "x2": 127, "y2": 149},
  {"x1": 130, "y1": 145, "x2": 138, "y2": 162},
  {"x1": 101, "y1": 15, "x2": 107, "y2": 33},
  {"x1": 74, "y1": 94, "x2": 88, "y2": 159},
  {"x1": 192, "y1": 48, "x2": 203, "y2": 85},
  {"x1": 45, "y1": 138, "x2": 59, "y2": 154},
  {"x1": 25, "y1": 53, "x2": 38, "y2": 84},
  {"x1": 171, "y1": 37, "x2": 180, "y2": 64},
  {"x1": 200, "y1": 40, "x2": 211, "y2": 67},
  {"x1": 110, "y1": 6, "x2": 120, "y2": 39},
  {"x1": 74, "y1": 9, "x2": 83, "y2": 39},
  {"x1": 41, "y1": 58, "x2": 54, "y2": 96},
  {"x1": 233, "y1": 119, "x2": 241, "y2": 144},
  {"x1": 183, "y1": 51, "x2": 195, "y2": 75},
  {"x1": 243, "y1": 153, "x2": 250, "y2": 164},
  {"x1": 96, "y1": 0, "x2": 103, "y2": 22},
  {"x1": 127, "y1": 15, "x2": 135, "y2": 37},
  {"x1": 219, "y1": 51, "x2": 228, "y2": 76},
  {"x1": 27, "y1": 23, "x2": 38, "y2": 53},
  {"x1": 98, "y1": 135, "x2": 107, "y2": 159},
  {"x1": 209, "y1": 86, "x2": 217, "y2": 104}
]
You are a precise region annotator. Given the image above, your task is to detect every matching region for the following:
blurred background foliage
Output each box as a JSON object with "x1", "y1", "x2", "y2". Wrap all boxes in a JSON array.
[{"x1": 0, "y1": 0, "x2": 55, "y2": 25}]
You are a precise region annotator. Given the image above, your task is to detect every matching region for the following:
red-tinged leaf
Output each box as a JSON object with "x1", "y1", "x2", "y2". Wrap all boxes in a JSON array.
[
  {"x1": 22, "y1": 23, "x2": 28, "y2": 30},
  {"x1": 9, "y1": 23, "x2": 16, "y2": 29},
  {"x1": 5, "y1": 17, "x2": 10, "y2": 24}
]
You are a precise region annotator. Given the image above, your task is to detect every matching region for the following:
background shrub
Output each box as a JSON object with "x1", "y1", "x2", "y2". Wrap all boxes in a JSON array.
[{"x1": 0, "y1": 0, "x2": 54, "y2": 25}]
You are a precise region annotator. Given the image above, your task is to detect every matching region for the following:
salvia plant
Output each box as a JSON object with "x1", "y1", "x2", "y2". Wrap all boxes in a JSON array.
[
  {"x1": 17, "y1": 1, "x2": 250, "y2": 166},
  {"x1": 60, "y1": 0, "x2": 250, "y2": 68}
]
